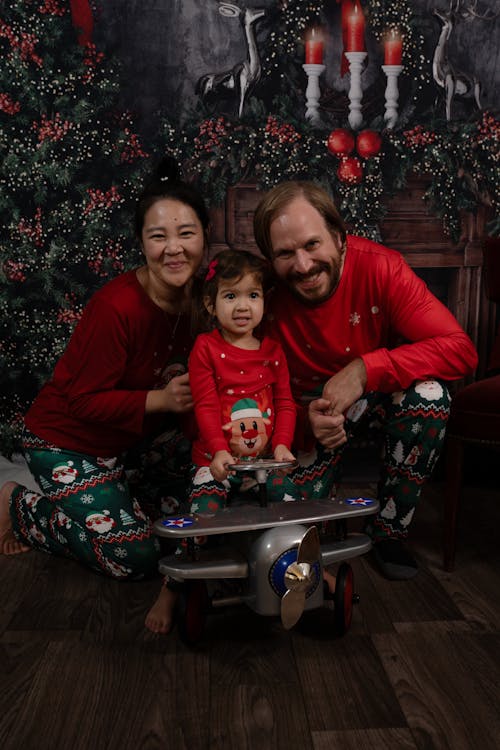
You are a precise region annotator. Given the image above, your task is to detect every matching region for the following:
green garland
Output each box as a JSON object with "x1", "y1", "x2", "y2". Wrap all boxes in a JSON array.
[{"x1": 158, "y1": 0, "x2": 499, "y2": 241}]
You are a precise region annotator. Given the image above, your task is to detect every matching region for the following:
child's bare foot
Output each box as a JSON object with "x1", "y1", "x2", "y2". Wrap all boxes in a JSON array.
[
  {"x1": 323, "y1": 568, "x2": 336, "y2": 596},
  {"x1": 0, "y1": 481, "x2": 30, "y2": 556},
  {"x1": 145, "y1": 584, "x2": 178, "y2": 634}
]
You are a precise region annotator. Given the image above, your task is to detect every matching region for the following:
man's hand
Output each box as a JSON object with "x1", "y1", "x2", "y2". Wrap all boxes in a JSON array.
[
  {"x1": 308, "y1": 359, "x2": 367, "y2": 450},
  {"x1": 322, "y1": 358, "x2": 367, "y2": 415},
  {"x1": 308, "y1": 398, "x2": 347, "y2": 450}
]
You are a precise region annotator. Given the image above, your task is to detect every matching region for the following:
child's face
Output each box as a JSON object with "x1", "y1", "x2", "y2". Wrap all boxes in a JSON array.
[{"x1": 210, "y1": 272, "x2": 264, "y2": 341}]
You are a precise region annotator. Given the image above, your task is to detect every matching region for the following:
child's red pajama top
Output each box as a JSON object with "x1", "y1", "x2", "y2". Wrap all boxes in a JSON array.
[{"x1": 189, "y1": 329, "x2": 296, "y2": 466}]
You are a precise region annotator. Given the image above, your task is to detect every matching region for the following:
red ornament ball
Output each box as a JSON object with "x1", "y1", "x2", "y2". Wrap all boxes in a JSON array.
[
  {"x1": 337, "y1": 156, "x2": 363, "y2": 184},
  {"x1": 356, "y1": 129, "x2": 383, "y2": 159},
  {"x1": 327, "y1": 128, "x2": 355, "y2": 156}
]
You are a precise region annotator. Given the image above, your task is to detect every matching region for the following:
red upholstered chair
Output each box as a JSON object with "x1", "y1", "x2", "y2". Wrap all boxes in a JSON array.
[{"x1": 443, "y1": 236, "x2": 500, "y2": 571}]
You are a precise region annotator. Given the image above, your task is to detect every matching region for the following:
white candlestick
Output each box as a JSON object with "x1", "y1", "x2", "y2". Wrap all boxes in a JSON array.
[
  {"x1": 302, "y1": 63, "x2": 325, "y2": 126},
  {"x1": 345, "y1": 51, "x2": 367, "y2": 130},
  {"x1": 382, "y1": 64, "x2": 403, "y2": 129}
]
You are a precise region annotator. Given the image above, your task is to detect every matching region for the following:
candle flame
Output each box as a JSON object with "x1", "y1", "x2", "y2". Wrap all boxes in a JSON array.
[
  {"x1": 305, "y1": 26, "x2": 324, "y2": 43},
  {"x1": 385, "y1": 28, "x2": 402, "y2": 42}
]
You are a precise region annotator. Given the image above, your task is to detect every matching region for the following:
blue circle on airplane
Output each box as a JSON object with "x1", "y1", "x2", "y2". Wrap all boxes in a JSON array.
[{"x1": 269, "y1": 547, "x2": 320, "y2": 598}]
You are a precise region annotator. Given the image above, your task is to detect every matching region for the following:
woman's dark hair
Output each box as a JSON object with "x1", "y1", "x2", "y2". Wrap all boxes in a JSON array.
[{"x1": 134, "y1": 156, "x2": 210, "y2": 239}]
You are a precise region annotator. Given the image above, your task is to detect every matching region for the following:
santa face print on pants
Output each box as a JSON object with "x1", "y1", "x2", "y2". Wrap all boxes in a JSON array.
[
  {"x1": 85, "y1": 510, "x2": 116, "y2": 534},
  {"x1": 52, "y1": 461, "x2": 78, "y2": 484},
  {"x1": 414, "y1": 380, "x2": 444, "y2": 400}
]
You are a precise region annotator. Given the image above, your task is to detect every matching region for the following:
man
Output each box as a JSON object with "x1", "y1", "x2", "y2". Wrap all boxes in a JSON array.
[{"x1": 253, "y1": 181, "x2": 478, "y2": 579}]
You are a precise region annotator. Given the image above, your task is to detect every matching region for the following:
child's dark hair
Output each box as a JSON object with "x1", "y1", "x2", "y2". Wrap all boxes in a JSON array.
[
  {"x1": 134, "y1": 156, "x2": 210, "y2": 239},
  {"x1": 202, "y1": 249, "x2": 272, "y2": 312}
]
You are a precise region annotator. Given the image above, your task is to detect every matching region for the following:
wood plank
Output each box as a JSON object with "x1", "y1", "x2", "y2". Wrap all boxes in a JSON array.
[
  {"x1": 208, "y1": 607, "x2": 312, "y2": 748},
  {"x1": 292, "y1": 633, "x2": 407, "y2": 731},
  {"x1": 362, "y1": 558, "x2": 464, "y2": 625},
  {"x1": 5, "y1": 554, "x2": 98, "y2": 634},
  {"x1": 5, "y1": 640, "x2": 210, "y2": 750},
  {"x1": 0, "y1": 637, "x2": 50, "y2": 747},
  {"x1": 82, "y1": 575, "x2": 171, "y2": 647},
  {"x1": 208, "y1": 608, "x2": 301, "y2": 686},
  {"x1": 373, "y1": 630, "x2": 500, "y2": 750},
  {"x1": 312, "y1": 727, "x2": 418, "y2": 750},
  {"x1": 0, "y1": 549, "x2": 47, "y2": 634},
  {"x1": 430, "y1": 559, "x2": 500, "y2": 632},
  {"x1": 210, "y1": 683, "x2": 312, "y2": 750}
]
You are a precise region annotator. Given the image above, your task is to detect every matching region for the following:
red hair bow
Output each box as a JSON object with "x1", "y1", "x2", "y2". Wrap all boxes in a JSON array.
[{"x1": 205, "y1": 259, "x2": 218, "y2": 281}]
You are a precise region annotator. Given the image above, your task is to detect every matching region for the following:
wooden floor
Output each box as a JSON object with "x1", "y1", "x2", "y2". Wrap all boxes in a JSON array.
[{"x1": 1, "y1": 476, "x2": 499, "y2": 750}]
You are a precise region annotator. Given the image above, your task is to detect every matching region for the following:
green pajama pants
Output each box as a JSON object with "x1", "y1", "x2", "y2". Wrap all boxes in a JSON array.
[
  {"x1": 188, "y1": 462, "x2": 302, "y2": 515},
  {"x1": 186, "y1": 380, "x2": 450, "y2": 542},
  {"x1": 9, "y1": 427, "x2": 191, "y2": 580},
  {"x1": 291, "y1": 379, "x2": 451, "y2": 539}
]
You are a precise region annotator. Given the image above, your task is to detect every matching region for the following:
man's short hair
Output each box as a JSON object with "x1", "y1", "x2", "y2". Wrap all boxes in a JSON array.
[{"x1": 253, "y1": 181, "x2": 347, "y2": 259}]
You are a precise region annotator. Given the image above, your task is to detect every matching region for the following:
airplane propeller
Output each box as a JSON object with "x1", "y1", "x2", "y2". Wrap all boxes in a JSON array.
[{"x1": 280, "y1": 525, "x2": 321, "y2": 630}]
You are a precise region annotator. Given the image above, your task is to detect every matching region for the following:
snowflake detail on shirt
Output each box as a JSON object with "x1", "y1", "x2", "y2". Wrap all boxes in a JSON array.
[{"x1": 349, "y1": 312, "x2": 361, "y2": 325}]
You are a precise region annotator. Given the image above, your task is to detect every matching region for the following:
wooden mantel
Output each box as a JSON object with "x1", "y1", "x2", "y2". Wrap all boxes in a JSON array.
[{"x1": 208, "y1": 175, "x2": 495, "y2": 379}]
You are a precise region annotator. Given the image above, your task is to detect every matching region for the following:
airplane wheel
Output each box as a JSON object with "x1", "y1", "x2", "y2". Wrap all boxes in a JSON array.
[
  {"x1": 334, "y1": 562, "x2": 354, "y2": 636},
  {"x1": 178, "y1": 580, "x2": 209, "y2": 646}
]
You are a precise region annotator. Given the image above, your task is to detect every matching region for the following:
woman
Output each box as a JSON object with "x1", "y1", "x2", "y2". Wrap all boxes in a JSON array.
[{"x1": 0, "y1": 158, "x2": 209, "y2": 631}]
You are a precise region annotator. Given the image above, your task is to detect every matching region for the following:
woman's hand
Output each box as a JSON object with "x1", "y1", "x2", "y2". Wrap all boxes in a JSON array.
[
  {"x1": 145, "y1": 373, "x2": 193, "y2": 414},
  {"x1": 210, "y1": 450, "x2": 235, "y2": 482}
]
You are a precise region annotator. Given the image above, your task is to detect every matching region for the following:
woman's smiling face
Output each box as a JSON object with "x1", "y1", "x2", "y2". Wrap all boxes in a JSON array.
[{"x1": 141, "y1": 198, "x2": 206, "y2": 289}]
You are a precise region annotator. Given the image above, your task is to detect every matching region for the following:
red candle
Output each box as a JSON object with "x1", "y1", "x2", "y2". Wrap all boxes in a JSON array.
[
  {"x1": 345, "y1": 1, "x2": 365, "y2": 52},
  {"x1": 384, "y1": 30, "x2": 403, "y2": 65},
  {"x1": 305, "y1": 28, "x2": 324, "y2": 65}
]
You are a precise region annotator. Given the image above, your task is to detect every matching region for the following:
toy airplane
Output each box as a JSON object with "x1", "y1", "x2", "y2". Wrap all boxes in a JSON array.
[{"x1": 154, "y1": 459, "x2": 378, "y2": 644}]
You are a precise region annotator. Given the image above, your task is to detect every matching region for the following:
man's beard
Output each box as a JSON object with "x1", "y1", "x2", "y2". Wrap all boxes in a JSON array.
[{"x1": 284, "y1": 259, "x2": 342, "y2": 305}]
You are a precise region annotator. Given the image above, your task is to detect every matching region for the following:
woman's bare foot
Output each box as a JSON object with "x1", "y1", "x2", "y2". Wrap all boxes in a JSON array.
[
  {"x1": 323, "y1": 568, "x2": 336, "y2": 596},
  {"x1": 0, "y1": 481, "x2": 30, "y2": 556},
  {"x1": 145, "y1": 584, "x2": 178, "y2": 634}
]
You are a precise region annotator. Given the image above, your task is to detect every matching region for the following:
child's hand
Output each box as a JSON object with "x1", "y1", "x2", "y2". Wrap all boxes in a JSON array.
[
  {"x1": 210, "y1": 450, "x2": 235, "y2": 482},
  {"x1": 273, "y1": 444, "x2": 296, "y2": 464}
]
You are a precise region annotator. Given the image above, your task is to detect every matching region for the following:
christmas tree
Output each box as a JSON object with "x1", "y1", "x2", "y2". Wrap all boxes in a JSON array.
[{"x1": 0, "y1": 0, "x2": 152, "y2": 455}]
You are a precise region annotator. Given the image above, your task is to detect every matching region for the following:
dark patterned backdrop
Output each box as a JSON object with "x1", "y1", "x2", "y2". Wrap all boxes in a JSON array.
[{"x1": 93, "y1": 0, "x2": 500, "y2": 137}]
